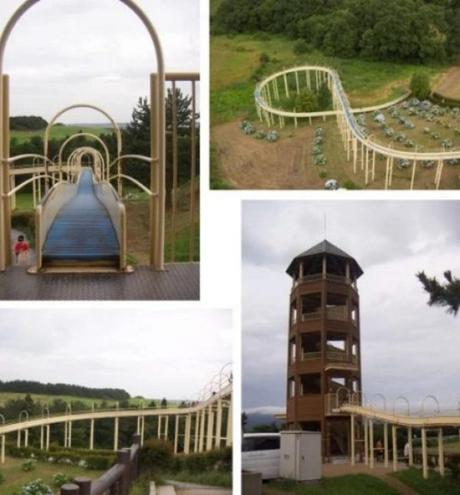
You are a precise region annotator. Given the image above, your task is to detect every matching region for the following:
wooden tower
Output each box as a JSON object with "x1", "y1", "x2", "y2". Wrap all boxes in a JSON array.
[{"x1": 285, "y1": 240, "x2": 364, "y2": 460}]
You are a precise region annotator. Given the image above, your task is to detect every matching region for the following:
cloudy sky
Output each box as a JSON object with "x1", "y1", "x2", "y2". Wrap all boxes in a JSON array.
[
  {"x1": 242, "y1": 200, "x2": 460, "y2": 416},
  {"x1": 0, "y1": 0, "x2": 199, "y2": 123},
  {"x1": 0, "y1": 308, "x2": 232, "y2": 401}
]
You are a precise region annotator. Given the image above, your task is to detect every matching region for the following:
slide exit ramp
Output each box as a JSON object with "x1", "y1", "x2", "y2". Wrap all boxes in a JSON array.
[{"x1": 33, "y1": 168, "x2": 128, "y2": 272}]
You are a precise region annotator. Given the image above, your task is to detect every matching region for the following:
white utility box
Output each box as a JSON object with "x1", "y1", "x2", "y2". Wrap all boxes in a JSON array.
[{"x1": 279, "y1": 431, "x2": 321, "y2": 481}]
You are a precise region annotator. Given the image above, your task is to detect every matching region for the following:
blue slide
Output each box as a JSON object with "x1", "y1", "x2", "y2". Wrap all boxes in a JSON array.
[{"x1": 42, "y1": 168, "x2": 119, "y2": 266}]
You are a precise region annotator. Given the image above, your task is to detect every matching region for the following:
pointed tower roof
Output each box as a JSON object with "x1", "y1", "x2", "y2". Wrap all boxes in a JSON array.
[{"x1": 286, "y1": 240, "x2": 363, "y2": 279}]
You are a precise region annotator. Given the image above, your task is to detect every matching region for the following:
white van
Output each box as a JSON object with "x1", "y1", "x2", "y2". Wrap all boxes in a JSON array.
[{"x1": 242, "y1": 433, "x2": 281, "y2": 480}]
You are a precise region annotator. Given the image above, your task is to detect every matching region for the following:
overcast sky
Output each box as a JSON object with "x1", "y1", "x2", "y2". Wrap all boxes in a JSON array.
[
  {"x1": 242, "y1": 200, "x2": 460, "y2": 416},
  {"x1": 0, "y1": 0, "x2": 199, "y2": 123},
  {"x1": 0, "y1": 308, "x2": 232, "y2": 401}
]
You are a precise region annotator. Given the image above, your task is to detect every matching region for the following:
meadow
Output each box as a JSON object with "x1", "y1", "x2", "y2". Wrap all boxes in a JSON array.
[{"x1": 11, "y1": 125, "x2": 113, "y2": 145}]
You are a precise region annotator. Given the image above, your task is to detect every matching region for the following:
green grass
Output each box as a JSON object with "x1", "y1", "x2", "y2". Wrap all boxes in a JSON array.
[
  {"x1": 11, "y1": 126, "x2": 113, "y2": 145},
  {"x1": 0, "y1": 456, "x2": 104, "y2": 495},
  {"x1": 0, "y1": 392, "x2": 171, "y2": 409},
  {"x1": 211, "y1": 33, "x2": 447, "y2": 126},
  {"x1": 13, "y1": 192, "x2": 34, "y2": 211},
  {"x1": 265, "y1": 475, "x2": 399, "y2": 495},
  {"x1": 161, "y1": 470, "x2": 232, "y2": 488},
  {"x1": 393, "y1": 468, "x2": 460, "y2": 495}
]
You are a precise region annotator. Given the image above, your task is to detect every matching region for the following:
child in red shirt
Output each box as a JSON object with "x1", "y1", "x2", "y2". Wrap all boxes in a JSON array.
[{"x1": 14, "y1": 235, "x2": 29, "y2": 265}]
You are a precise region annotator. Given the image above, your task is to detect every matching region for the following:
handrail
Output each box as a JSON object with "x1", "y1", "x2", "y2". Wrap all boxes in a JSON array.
[
  {"x1": 6, "y1": 174, "x2": 55, "y2": 197},
  {"x1": 109, "y1": 173, "x2": 155, "y2": 197}
]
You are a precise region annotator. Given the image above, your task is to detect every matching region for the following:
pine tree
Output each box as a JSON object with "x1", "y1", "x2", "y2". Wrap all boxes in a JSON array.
[{"x1": 416, "y1": 271, "x2": 460, "y2": 316}]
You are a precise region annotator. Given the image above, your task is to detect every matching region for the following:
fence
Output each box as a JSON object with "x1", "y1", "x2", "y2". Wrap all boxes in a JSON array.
[{"x1": 60, "y1": 434, "x2": 140, "y2": 495}]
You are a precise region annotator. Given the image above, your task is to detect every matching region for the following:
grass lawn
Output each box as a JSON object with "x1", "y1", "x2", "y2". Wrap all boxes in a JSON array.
[
  {"x1": 264, "y1": 475, "x2": 399, "y2": 495},
  {"x1": 11, "y1": 125, "x2": 113, "y2": 145},
  {"x1": 211, "y1": 34, "x2": 447, "y2": 126},
  {"x1": 161, "y1": 470, "x2": 231, "y2": 488},
  {"x1": 393, "y1": 468, "x2": 460, "y2": 495},
  {"x1": 0, "y1": 456, "x2": 104, "y2": 495},
  {"x1": 0, "y1": 392, "x2": 174, "y2": 409}
]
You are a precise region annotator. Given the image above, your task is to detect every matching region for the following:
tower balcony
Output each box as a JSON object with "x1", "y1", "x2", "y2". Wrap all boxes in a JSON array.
[{"x1": 289, "y1": 352, "x2": 358, "y2": 376}]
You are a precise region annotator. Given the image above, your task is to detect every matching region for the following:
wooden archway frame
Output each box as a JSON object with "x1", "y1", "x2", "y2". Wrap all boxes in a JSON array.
[{"x1": 0, "y1": 0, "x2": 165, "y2": 270}]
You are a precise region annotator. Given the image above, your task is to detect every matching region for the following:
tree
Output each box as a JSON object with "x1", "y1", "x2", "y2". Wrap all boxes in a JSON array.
[
  {"x1": 416, "y1": 270, "x2": 460, "y2": 316},
  {"x1": 317, "y1": 82, "x2": 332, "y2": 110},
  {"x1": 295, "y1": 88, "x2": 319, "y2": 112},
  {"x1": 293, "y1": 39, "x2": 311, "y2": 55},
  {"x1": 160, "y1": 398, "x2": 168, "y2": 408},
  {"x1": 410, "y1": 72, "x2": 431, "y2": 100}
]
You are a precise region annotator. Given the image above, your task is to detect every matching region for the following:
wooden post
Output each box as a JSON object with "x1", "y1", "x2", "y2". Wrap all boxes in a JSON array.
[
  {"x1": 438, "y1": 428, "x2": 444, "y2": 477},
  {"x1": 174, "y1": 415, "x2": 179, "y2": 454},
  {"x1": 40, "y1": 425, "x2": 44, "y2": 450},
  {"x1": 74, "y1": 478, "x2": 91, "y2": 495},
  {"x1": 392, "y1": 425, "x2": 397, "y2": 472},
  {"x1": 408, "y1": 426, "x2": 413, "y2": 466},
  {"x1": 114, "y1": 417, "x2": 119, "y2": 451},
  {"x1": 350, "y1": 415, "x2": 355, "y2": 466},
  {"x1": 226, "y1": 396, "x2": 232, "y2": 446},
  {"x1": 46, "y1": 425, "x2": 50, "y2": 450},
  {"x1": 206, "y1": 405, "x2": 214, "y2": 451},
  {"x1": 149, "y1": 73, "x2": 165, "y2": 270},
  {"x1": 184, "y1": 414, "x2": 191, "y2": 454},
  {"x1": 384, "y1": 423, "x2": 389, "y2": 468},
  {"x1": 1, "y1": 435, "x2": 5, "y2": 464},
  {"x1": 199, "y1": 408, "x2": 206, "y2": 452},
  {"x1": 90, "y1": 419, "x2": 94, "y2": 450},
  {"x1": 421, "y1": 427, "x2": 428, "y2": 479},
  {"x1": 60, "y1": 484, "x2": 80, "y2": 495},
  {"x1": 364, "y1": 420, "x2": 369, "y2": 465},
  {"x1": 216, "y1": 399, "x2": 223, "y2": 448},
  {"x1": 0, "y1": 75, "x2": 11, "y2": 270},
  {"x1": 369, "y1": 419, "x2": 374, "y2": 468},
  {"x1": 194, "y1": 411, "x2": 200, "y2": 452}
]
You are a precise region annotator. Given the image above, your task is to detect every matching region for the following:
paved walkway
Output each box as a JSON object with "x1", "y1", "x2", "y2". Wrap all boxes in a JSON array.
[
  {"x1": 323, "y1": 463, "x2": 418, "y2": 495},
  {"x1": 0, "y1": 263, "x2": 199, "y2": 300}
]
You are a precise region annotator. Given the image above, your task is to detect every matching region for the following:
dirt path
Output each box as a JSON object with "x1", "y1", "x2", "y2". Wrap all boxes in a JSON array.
[
  {"x1": 322, "y1": 463, "x2": 418, "y2": 495},
  {"x1": 434, "y1": 66, "x2": 460, "y2": 101},
  {"x1": 212, "y1": 121, "x2": 323, "y2": 189}
]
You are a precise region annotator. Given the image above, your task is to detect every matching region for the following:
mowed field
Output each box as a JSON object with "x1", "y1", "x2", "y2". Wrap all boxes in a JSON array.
[
  {"x1": 11, "y1": 125, "x2": 113, "y2": 144},
  {"x1": 434, "y1": 66, "x2": 460, "y2": 101},
  {"x1": 211, "y1": 34, "x2": 446, "y2": 125},
  {"x1": 0, "y1": 391, "x2": 175, "y2": 409}
]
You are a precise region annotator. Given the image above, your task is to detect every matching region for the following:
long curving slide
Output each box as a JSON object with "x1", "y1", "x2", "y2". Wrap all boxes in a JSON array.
[{"x1": 35, "y1": 167, "x2": 127, "y2": 271}]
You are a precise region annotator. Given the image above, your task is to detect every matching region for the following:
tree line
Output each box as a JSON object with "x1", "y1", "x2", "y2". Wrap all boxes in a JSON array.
[
  {"x1": 212, "y1": 0, "x2": 460, "y2": 63},
  {"x1": 0, "y1": 380, "x2": 130, "y2": 400}
]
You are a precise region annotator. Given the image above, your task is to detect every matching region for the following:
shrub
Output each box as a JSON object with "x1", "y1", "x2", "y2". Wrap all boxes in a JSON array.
[
  {"x1": 176, "y1": 448, "x2": 232, "y2": 473},
  {"x1": 293, "y1": 39, "x2": 311, "y2": 55},
  {"x1": 85, "y1": 455, "x2": 114, "y2": 470},
  {"x1": 22, "y1": 459, "x2": 36, "y2": 472},
  {"x1": 295, "y1": 89, "x2": 319, "y2": 112},
  {"x1": 447, "y1": 453, "x2": 460, "y2": 479},
  {"x1": 319, "y1": 171, "x2": 327, "y2": 179},
  {"x1": 259, "y1": 52, "x2": 270, "y2": 65},
  {"x1": 20, "y1": 479, "x2": 52, "y2": 495},
  {"x1": 140, "y1": 439, "x2": 174, "y2": 470},
  {"x1": 52, "y1": 473, "x2": 70, "y2": 488},
  {"x1": 410, "y1": 73, "x2": 431, "y2": 100}
]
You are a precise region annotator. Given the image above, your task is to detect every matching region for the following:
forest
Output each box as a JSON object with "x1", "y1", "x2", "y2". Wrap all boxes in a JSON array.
[{"x1": 212, "y1": 0, "x2": 460, "y2": 63}]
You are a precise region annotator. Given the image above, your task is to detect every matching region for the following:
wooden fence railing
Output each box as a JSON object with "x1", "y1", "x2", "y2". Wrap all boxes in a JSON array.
[{"x1": 60, "y1": 434, "x2": 140, "y2": 495}]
